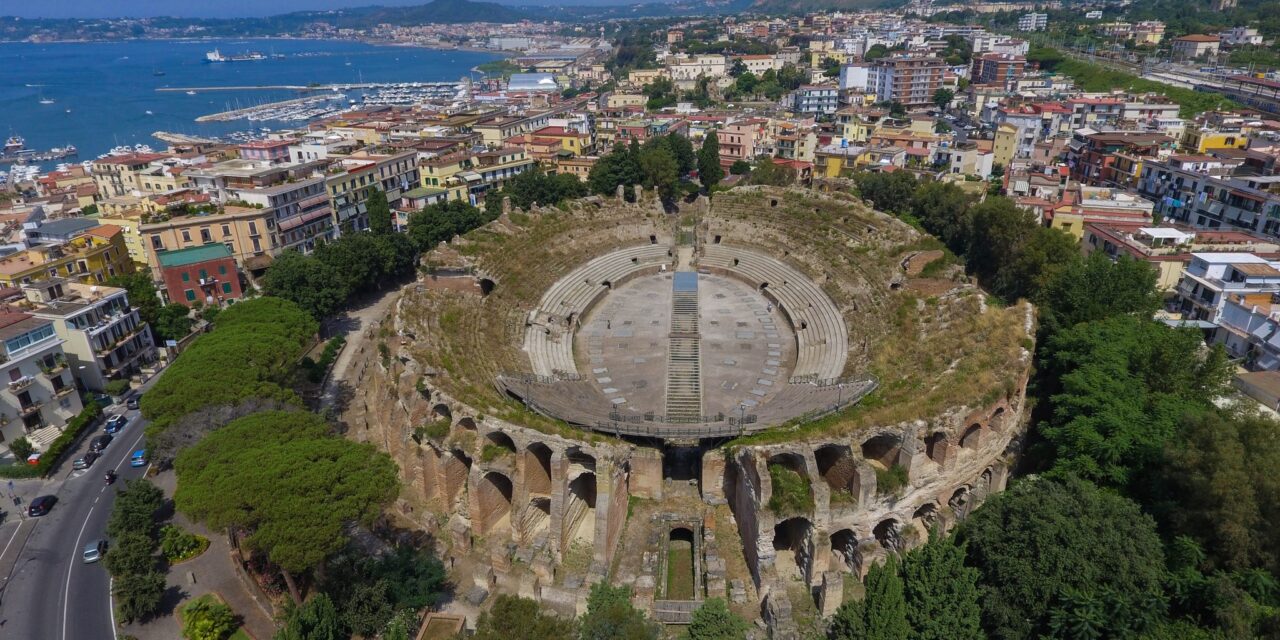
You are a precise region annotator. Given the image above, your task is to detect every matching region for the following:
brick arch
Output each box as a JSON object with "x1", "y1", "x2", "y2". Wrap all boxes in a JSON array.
[
  {"x1": 873, "y1": 518, "x2": 904, "y2": 552},
  {"x1": 959, "y1": 423, "x2": 983, "y2": 449},
  {"x1": 524, "y1": 442, "x2": 553, "y2": 496},
  {"x1": 564, "y1": 471, "x2": 597, "y2": 546},
  {"x1": 829, "y1": 528, "x2": 860, "y2": 574},
  {"x1": 773, "y1": 517, "x2": 815, "y2": 583},
  {"x1": 861, "y1": 433, "x2": 902, "y2": 469},
  {"x1": 924, "y1": 431, "x2": 951, "y2": 466},
  {"x1": 476, "y1": 471, "x2": 513, "y2": 535}
]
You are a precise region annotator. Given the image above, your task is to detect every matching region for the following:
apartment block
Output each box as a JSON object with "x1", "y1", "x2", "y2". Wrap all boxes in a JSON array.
[
  {"x1": 0, "y1": 310, "x2": 82, "y2": 453},
  {"x1": 869, "y1": 56, "x2": 946, "y2": 109}
]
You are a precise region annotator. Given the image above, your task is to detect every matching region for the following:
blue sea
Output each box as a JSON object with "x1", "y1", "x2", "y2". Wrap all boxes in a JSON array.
[{"x1": 0, "y1": 39, "x2": 502, "y2": 160}]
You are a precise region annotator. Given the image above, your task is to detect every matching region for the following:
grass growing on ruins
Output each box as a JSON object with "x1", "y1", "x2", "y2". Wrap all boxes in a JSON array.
[
  {"x1": 480, "y1": 443, "x2": 511, "y2": 463},
  {"x1": 875, "y1": 464, "x2": 909, "y2": 495},
  {"x1": 768, "y1": 463, "x2": 814, "y2": 515},
  {"x1": 666, "y1": 539, "x2": 696, "y2": 600}
]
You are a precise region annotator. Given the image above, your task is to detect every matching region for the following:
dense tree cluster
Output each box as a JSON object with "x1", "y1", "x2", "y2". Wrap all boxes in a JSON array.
[
  {"x1": 141, "y1": 297, "x2": 317, "y2": 437},
  {"x1": 175, "y1": 410, "x2": 399, "y2": 604},
  {"x1": 588, "y1": 134, "x2": 700, "y2": 203},
  {"x1": 484, "y1": 166, "x2": 589, "y2": 217},
  {"x1": 470, "y1": 583, "x2": 680, "y2": 640},
  {"x1": 722, "y1": 64, "x2": 808, "y2": 101},
  {"x1": 107, "y1": 272, "x2": 193, "y2": 342},
  {"x1": 105, "y1": 480, "x2": 167, "y2": 623},
  {"x1": 263, "y1": 225, "x2": 417, "y2": 320}
]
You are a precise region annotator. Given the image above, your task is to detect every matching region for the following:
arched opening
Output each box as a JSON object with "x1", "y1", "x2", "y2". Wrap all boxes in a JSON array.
[
  {"x1": 732, "y1": 257, "x2": 739, "y2": 267},
  {"x1": 455, "y1": 416, "x2": 477, "y2": 431},
  {"x1": 759, "y1": 282, "x2": 769, "y2": 293},
  {"x1": 713, "y1": 235, "x2": 722, "y2": 244},
  {"x1": 483, "y1": 430, "x2": 517, "y2": 461},
  {"x1": 814, "y1": 444, "x2": 859, "y2": 500},
  {"x1": 666, "y1": 528, "x2": 696, "y2": 600},
  {"x1": 631, "y1": 256, "x2": 639, "y2": 264},
  {"x1": 990, "y1": 407, "x2": 1007, "y2": 432},
  {"x1": 524, "y1": 442, "x2": 553, "y2": 496},
  {"x1": 432, "y1": 403, "x2": 452, "y2": 420},
  {"x1": 649, "y1": 234, "x2": 657, "y2": 244},
  {"x1": 565, "y1": 472, "x2": 597, "y2": 545},
  {"x1": 478, "y1": 278, "x2": 495, "y2": 296},
  {"x1": 874, "y1": 518, "x2": 903, "y2": 551},
  {"x1": 770, "y1": 199, "x2": 778, "y2": 207},
  {"x1": 768, "y1": 452, "x2": 812, "y2": 513},
  {"x1": 773, "y1": 517, "x2": 814, "y2": 582},
  {"x1": 477, "y1": 471, "x2": 513, "y2": 535},
  {"x1": 889, "y1": 282, "x2": 903, "y2": 291},
  {"x1": 949, "y1": 486, "x2": 971, "y2": 520},
  {"x1": 830, "y1": 529, "x2": 860, "y2": 574},
  {"x1": 443, "y1": 450, "x2": 471, "y2": 506},
  {"x1": 925, "y1": 431, "x2": 950, "y2": 466},
  {"x1": 567, "y1": 447, "x2": 596, "y2": 474},
  {"x1": 519, "y1": 496, "x2": 551, "y2": 544},
  {"x1": 912, "y1": 503, "x2": 939, "y2": 531},
  {"x1": 602, "y1": 280, "x2": 612, "y2": 290},
  {"x1": 799, "y1": 320, "x2": 808, "y2": 330},
  {"x1": 565, "y1": 312, "x2": 576, "y2": 328},
  {"x1": 861, "y1": 433, "x2": 902, "y2": 469},
  {"x1": 960, "y1": 424, "x2": 982, "y2": 449}
]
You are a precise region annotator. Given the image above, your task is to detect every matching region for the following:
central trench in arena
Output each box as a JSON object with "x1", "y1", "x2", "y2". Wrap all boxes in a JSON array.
[{"x1": 574, "y1": 271, "x2": 798, "y2": 421}]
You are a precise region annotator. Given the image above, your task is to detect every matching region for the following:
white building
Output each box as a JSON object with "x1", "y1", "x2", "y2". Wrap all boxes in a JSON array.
[
  {"x1": 22, "y1": 280, "x2": 157, "y2": 393},
  {"x1": 1221, "y1": 27, "x2": 1263, "y2": 47},
  {"x1": 0, "y1": 310, "x2": 82, "y2": 454},
  {"x1": 1018, "y1": 13, "x2": 1048, "y2": 32},
  {"x1": 839, "y1": 64, "x2": 872, "y2": 92}
]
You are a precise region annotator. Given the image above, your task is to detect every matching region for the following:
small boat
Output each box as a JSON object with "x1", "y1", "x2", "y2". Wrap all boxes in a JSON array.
[
  {"x1": 186, "y1": 90, "x2": 197, "y2": 95},
  {"x1": 65, "y1": 108, "x2": 71, "y2": 113},
  {"x1": 39, "y1": 98, "x2": 54, "y2": 105},
  {"x1": 153, "y1": 69, "x2": 166, "y2": 76},
  {"x1": 145, "y1": 110, "x2": 153, "y2": 115}
]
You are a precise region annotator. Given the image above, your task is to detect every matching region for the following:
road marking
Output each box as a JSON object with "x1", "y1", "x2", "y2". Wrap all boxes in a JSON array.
[
  {"x1": 0, "y1": 520, "x2": 26, "y2": 567},
  {"x1": 62, "y1": 502, "x2": 95, "y2": 640},
  {"x1": 108, "y1": 575, "x2": 118, "y2": 640}
]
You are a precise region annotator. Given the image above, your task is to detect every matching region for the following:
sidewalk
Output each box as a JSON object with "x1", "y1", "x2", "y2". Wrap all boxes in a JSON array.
[{"x1": 121, "y1": 469, "x2": 277, "y2": 640}]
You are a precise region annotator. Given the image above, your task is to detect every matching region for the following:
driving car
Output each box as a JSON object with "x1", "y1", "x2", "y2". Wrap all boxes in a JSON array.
[
  {"x1": 89, "y1": 434, "x2": 113, "y2": 453},
  {"x1": 82, "y1": 539, "x2": 107, "y2": 563},
  {"x1": 72, "y1": 451, "x2": 100, "y2": 470},
  {"x1": 104, "y1": 414, "x2": 128, "y2": 434},
  {"x1": 125, "y1": 395, "x2": 140, "y2": 410},
  {"x1": 27, "y1": 495, "x2": 55, "y2": 517},
  {"x1": 130, "y1": 449, "x2": 148, "y2": 468}
]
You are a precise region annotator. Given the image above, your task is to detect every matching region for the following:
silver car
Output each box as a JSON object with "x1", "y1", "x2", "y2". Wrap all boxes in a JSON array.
[{"x1": 82, "y1": 539, "x2": 106, "y2": 563}]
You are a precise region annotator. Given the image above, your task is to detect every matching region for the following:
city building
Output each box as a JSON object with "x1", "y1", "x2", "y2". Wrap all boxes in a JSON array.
[
  {"x1": 971, "y1": 53, "x2": 1025, "y2": 90},
  {"x1": 154, "y1": 244, "x2": 243, "y2": 307},
  {"x1": 21, "y1": 279, "x2": 156, "y2": 392},
  {"x1": 1174, "y1": 252, "x2": 1280, "y2": 324},
  {"x1": 1018, "y1": 13, "x2": 1048, "y2": 32},
  {"x1": 0, "y1": 226, "x2": 133, "y2": 288},
  {"x1": 0, "y1": 310, "x2": 82, "y2": 453},
  {"x1": 141, "y1": 205, "x2": 281, "y2": 276},
  {"x1": 1171, "y1": 34, "x2": 1221, "y2": 60},
  {"x1": 325, "y1": 150, "x2": 419, "y2": 232},
  {"x1": 791, "y1": 86, "x2": 840, "y2": 115},
  {"x1": 868, "y1": 56, "x2": 947, "y2": 109}
]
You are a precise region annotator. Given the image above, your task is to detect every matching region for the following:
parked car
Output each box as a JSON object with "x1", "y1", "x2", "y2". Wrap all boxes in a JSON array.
[
  {"x1": 130, "y1": 449, "x2": 148, "y2": 468},
  {"x1": 28, "y1": 495, "x2": 55, "y2": 517},
  {"x1": 89, "y1": 434, "x2": 113, "y2": 453},
  {"x1": 82, "y1": 539, "x2": 107, "y2": 563},
  {"x1": 72, "y1": 451, "x2": 100, "y2": 470},
  {"x1": 125, "y1": 395, "x2": 140, "y2": 410},
  {"x1": 104, "y1": 414, "x2": 128, "y2": 434}
]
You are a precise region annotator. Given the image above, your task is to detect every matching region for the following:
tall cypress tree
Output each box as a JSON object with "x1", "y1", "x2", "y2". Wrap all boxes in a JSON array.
[
  {"x1": 829, "y1": 557, "x2": 910, "y2": 640},
  {"x1": 698, "y1": 132, "x2": 723, "y2": 190},
  {"x1": 900, "y1": 533, "x2": 983, "y2": 640},
  {"x1": 365, "y1": 189, "x2": 394, "y2": 235}
]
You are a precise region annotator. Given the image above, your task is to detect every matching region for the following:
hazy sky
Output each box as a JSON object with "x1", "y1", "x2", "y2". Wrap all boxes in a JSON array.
[{"x1": 3, "y1": 0, "x2": 547, "y2": 19}]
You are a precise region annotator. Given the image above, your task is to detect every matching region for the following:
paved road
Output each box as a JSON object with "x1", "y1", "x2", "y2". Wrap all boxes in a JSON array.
[{"x1": 0, "y1": 398, "x2": 152, "y2": 640}]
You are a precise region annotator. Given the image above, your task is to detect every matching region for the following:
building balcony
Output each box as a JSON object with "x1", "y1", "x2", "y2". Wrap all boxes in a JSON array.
[
  {"x1": 7, "y1": 376, "x2": 34, "y2": 393},
  {"x1": 54, "y1": 385, "x2": 74, "y2": 398},
  {"x1": 19, "y1": 402, "x2": 42, "y2": 417}
]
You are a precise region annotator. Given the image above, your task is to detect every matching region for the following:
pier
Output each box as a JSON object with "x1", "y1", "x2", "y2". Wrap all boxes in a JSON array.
[
  {"x1": 157, "y1": 81, "x2": 461, "y2": 93},
  {"x1": 194, "y1": 95, "x2": 327, "y2": 122}
]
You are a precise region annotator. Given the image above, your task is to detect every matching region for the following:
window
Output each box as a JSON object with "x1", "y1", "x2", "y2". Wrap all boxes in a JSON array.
[
  {"x1": 198, "y1": 269, "x2": 208, "y2": 280},
  {"x1": 218, "y1": 265, "x2": 227, "y2": 275},
  {"x1": 181, "y1": 230, "x2": 191, "y2": 243},
  {"x1": 221, "y1": 224, "x2": 231, "y2": 237},
  {"x1": 181, "y1": 272, "x2": 190, "y2": 282},
  {"x1": 200, "y1": 229, "x2": 212, "y2": 243},
  {"x1": 248, "y1": 222, "x2": 258, "y2": 235},
  {"x1": 151, "y1": 235, "x2": 164, "y2": 250},
  {"x1": 222, "y1": 282, "x2": 233, "y2": 294},
  {"x1": 185, "y1": 289, "x2": 196, "y2": 302}
]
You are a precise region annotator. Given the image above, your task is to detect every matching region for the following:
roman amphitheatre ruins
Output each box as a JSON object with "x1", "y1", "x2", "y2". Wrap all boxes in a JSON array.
[{"x1": 342, "y1": 185, "x2": 1034, "y2": 637}]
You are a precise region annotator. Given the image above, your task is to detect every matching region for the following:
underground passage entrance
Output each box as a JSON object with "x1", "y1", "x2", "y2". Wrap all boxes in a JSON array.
[
  {"x1": 663, "y1": 446, "x2": 703, "y2": 483},
  {"x1": 665, "y1": 527, "x2": 696, "y2": 600}
]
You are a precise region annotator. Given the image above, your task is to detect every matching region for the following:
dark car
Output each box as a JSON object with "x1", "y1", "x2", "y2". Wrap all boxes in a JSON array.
[
  {"x1": 28, "y1": 495, "x2": 55, "y2": 517},
  {"x1": 104, "y1": 415, "x2": 128, "y2": 434},
  {"x1": 89, "y1": 434, "x2": 113, "y2": 453},
  {"x1": 125, "y1": 396, "x2": 140, "y2": 411},
  {"x1": 72, "y1": 451, "x2": 100, "y2": 470}
]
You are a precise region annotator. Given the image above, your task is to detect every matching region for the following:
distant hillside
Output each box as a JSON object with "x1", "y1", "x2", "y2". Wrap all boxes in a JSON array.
[
  {"x1": 743, "y1": 0, "x2": 905, "y2": 13},
  {"x1": 363, "y1": 0, "x2": 526, "y2": 23}
]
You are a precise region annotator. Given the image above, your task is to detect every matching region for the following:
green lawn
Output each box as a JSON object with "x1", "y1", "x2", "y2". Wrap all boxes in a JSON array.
[{"x1": 666, "y1": 540, "x2": 695, "y2": 600}]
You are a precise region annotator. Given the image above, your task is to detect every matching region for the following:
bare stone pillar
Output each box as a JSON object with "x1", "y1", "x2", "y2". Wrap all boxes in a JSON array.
[
  {"x1": 629, "y1": 448, "x2": 663, "y2": 500},
  {"x1": 502, "y1": 195, "x2": 512, "y2": 215},
  {"x1": 548, "y1": 449, "x2": 568, "y2": 561},
  {"x1": 701, "y1": 449, "x2": 726, "y2": 504},
  {"x1": 616, "y1": 184, "x2": 625, "y2": 201},
  {"x1": 818, "y1": 571, "x2": 844, "y2": 618},
  {"x1": 855, "y1": 465, "x2": 876, "y2": 505}
]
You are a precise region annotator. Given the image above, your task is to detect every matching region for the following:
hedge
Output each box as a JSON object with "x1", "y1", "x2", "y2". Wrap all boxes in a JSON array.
[{"x1": 0, "y1": 402, "x2": 103, "y2": 478}]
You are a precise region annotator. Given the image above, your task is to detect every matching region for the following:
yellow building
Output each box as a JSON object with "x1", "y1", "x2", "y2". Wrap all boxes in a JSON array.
[
  {"x1": 993, "y1": 123, "x2": 1019, "y2": 168},
  {"x1": 1181, "y1": 128, "x2": 1249, "y2": 153},
  {"x1": 531, "y1": 126, "x2": 594, "y2": 156},
  {"x1": 0, "y1": 226, "x2": 134, "y2": 288},
  {"x1": 816, "y1": 144, "x2": 870, "y2": 178},
  {"x1": 420, "y1": 151, "x2": 476, "y2": 203},
  {"x1": 140, "y1": 206, "x2": 281, "y2": 274},
  {"x1": 87, "y1": 210, "x2": 149, "y2": 266},
  {"x1": 90, "y1": 154, "x2": 192, "y2": 200}
]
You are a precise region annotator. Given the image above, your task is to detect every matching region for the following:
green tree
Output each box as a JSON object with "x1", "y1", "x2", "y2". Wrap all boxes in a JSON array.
[
  {"x1": 664, "y1": 133, "x2": 697, "y2": 176},
  {"x1": 104, "y1": 531, "x2": 158, "y2": 577},
  {"x1": 698, "y1": 133, "x2": 723, "y2": 190},
  {"x1": 341, "y1": 579, "x2": 394, "y2": 637},
  {"x1": 829, "y1": 556, "x2": 910, "y2": 640},
  {"x1": 8, "y1": 437, "x2": 33, "y2": 462},
  {"x1": 748, "y1": 156, "x2": 797, "y2": 187},
  {"x1": 113, "y1": 569, "x2": 166, "y2": 623},
  {"x1": 174, "y1": 410, "x2": 399, "y2": 603},
  {"x1": 182, "y1": 597, "x2": 237, "y2": 640},
  {"x1": 473, "y1": 595, "x2": 578, "y2": 640},
  {"x1": 957, "y1": 476, "x2": 1168, "y2": 640},
  {"x1": 729, "y1": 160, "x2": 752, "y2": 175},
  {"x1": 900, "y1": 533, "x2": 983, "y2": 640},
  {"x1": 932, "y1": 88, "x2": 954, "y2": 110},
  {"x1": 154, "y1": 303, "x2": 194, "y2": 342},
  {"x1": 365, "y1": 189, "x2": 394, "y2": 235},
  {"x1": 579, "y1": 582, "x2": 660, "y2": 640},
  {"x1": 638, "y1": 144, "x2": 679, "y2": 202},
  {"x1": 407, "y1": 200, "x2": 490, "y2": 252},
  {"x1": 108, "y1": 272, "x2": 163, "y2": 338},
  {"x1": 854, "y1": 171, "x2": 918, "y2": 217},
  {"x1": 1035, "y1": 252, "x2": 1161, "y2": 338},
  {"x1": 274, "y1": 593, "x2": 344, "y2": 640},
  {"x1": 865, "y1": 44, "x2": 889, "y2": 61},
  {"x1": 261, "y1": 251, "x2": 345, "y2": 319},
  {"x1": 1042, "y1": 316, "x2": 1230, "y2": 487},
  {"x1": 107, "y1": 479, "x2": 164, "y2": 540},
  {"x1": 685, "y1": 598, "x2": 748, "y2": 640},
  {"x1": 908, "y1": 181, "x2": 974, "y2": 254}
]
